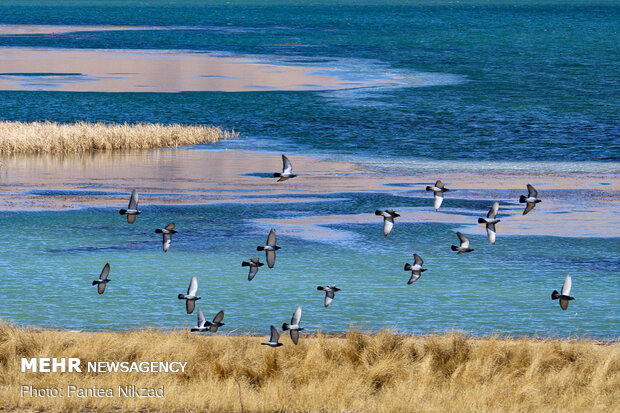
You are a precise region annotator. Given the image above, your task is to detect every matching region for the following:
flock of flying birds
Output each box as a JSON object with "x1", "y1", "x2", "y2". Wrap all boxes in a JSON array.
[{"x1": 91, "y1": 154, "x2": 574, "y2": 347}]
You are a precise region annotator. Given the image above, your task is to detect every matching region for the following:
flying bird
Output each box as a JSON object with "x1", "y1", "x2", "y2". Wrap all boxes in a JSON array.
[
  {"x1": 317, "y1": 285, "x2": 340, "y2": 307},
  {"x1": 242, "y1": 257, "x2": 264, "y2": 281},
  {"x1": 519, "y1": 184, "x2": 542, "y2": 215},
  {"x1": 552, "y1": 274, "x2": 574, "y2": 310},
  {"x1": 178, "y1": 276, "x2": 201, "y2": 314},
  {"x1": 261, "y1": 325, "x2": 283, "y2": 347},
  {"x1": 257, "y1": 228, "x2": 280, "y2": 268},
  {"x1": 478, "y1": 201, "x2": 500, "y2": 244},
  {"x1": 190, "y1": 309, "x2": 209, "y2": 332},
  {"x1": 155, "y1": 223, "x2": 177, "y2": 252},
  {"x1": 119, "y1": 189, "x2": 141, "y2": 224},
  {"x1": 204, "y1": 310, "x2": 225, "y2": 333},
  {"x1": 375, "y1": 209, "x2": 400, "y2": 236},
  {"x1": 426, "y1": 180, "x2": 449, "y2": 211},
  {"x1": 404, "y1": 253, "x2": 427, "y2": 284},
  {"x1": 282, "y1": 306, "x2": 304, "y2": 345},
  {"x1": 273, "y1": 155, "x2": 297, "y2": 182},
  {"x1": 451, "y1": 232, "x2": 474, "y2": 254},
  {"x1": 92, "y1": 263, "x2": 111, "y2": 294}
]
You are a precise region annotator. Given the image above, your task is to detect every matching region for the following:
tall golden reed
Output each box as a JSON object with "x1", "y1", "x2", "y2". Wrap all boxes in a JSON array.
[
  {"x1": 0, "y1": 323, "x2": 617, "y2": 412},
  {"x1": 0, "y1": 121, "x2": 237, "y2": 155}
]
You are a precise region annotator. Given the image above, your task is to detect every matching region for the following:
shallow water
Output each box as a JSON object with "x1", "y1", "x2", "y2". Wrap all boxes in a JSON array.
[
  {"x1": 0, "y1": 1, "x2": 618, "y2": 338},
  {"x1": 0, "y1": 198, "x2": 617, "y2": 338}
]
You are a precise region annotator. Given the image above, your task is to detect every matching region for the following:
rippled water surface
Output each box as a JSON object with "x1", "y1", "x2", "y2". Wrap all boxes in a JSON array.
[
  {"x1": 0, "y1": 198, "x2": 617, "y2": 338},
  {"x1": 0, "y1": 1, "x2": 618, "y2": 337}
]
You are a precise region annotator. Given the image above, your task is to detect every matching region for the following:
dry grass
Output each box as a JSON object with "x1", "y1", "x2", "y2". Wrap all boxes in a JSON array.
[
  {"x1": 0, "y1": 121, "x2": 238, "y2": 155},
  {"x1": 0, "y1": 323, "x2": 618, "y2": 412}
]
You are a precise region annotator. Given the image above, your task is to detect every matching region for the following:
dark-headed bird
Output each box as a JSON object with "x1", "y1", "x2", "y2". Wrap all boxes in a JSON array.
[
  {"x1": 257, "y1": 228, "x2": 280, "y2": 268},
  {"x1": 404, "y1": 253, "x2": 427, "y2": 284},
  {"x1": 317, "y1": 285, "x2": 340, "y2": 307},
  {"x1": 261, "y1": 325, "x2": 283, "y2": 347},
  {"x1": 155, "y1": 223, "x2": 177, "y2": 252},
  {"x1": 426, "y1": 180, "x2": 449, "y2": 211},
  {"x1": 273, "y1": 154, "x2": 297, "y2": 182},
  {"x1": 451, "y1": 232, "x2": 474, "y2": 254},
  {"x1": 190, "y1": 309, "x2": 209, "y2": 332},
  {"x1": 205, "y1": 310, "x2": 225, "y2": 333},
  {"x1": 375, "y1": 209, "x2": 400, "y2": 236},
  {"x1": 478, "y1": 201, "x2": 500, "y2": 244},
  {"x1": 119, "y1": 189, "x2": 141, "y2": 224},
  {"x1": 178, "y1": 276, "x2": 201, "y2": 314},
  {"x1": 552, "y1": 274, "x2": 574, "y2": 310},
  {"x1": 282, "y1": 306, "x2": 303, "y2": 345},
  {"x1": 519, "y1": 184, "x2": 541, "y2": 215},
  {"x1": 92, "y1": 263, "x2": 111, "y2": 294},
  {"x1": 242, "y1": 257, "x2": 264, "y2": 281}
]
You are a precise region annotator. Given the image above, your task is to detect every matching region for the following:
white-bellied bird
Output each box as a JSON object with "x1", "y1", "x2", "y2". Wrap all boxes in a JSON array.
[
  {"x1": 257, "y1": 229, "x2": 280, "y2": 268},
  {"x1": 155, "y1": 222, "x2": 177, "y2": 252},
  {"x1": 119, "y1": 189, "x2": 141, "y2": 224},
  {"x1": 261, "y1": 325, "x2": 283, "y2": 347},
  {"x1": 282, "y1": 306, "x2": 304, "y2": 345},
  {"x1": 273, "y1": 155, "x2": 297, "y2": 182},
  {"x1": 92, "y1": 263, "x2": 111, "y2": 294},
  {"x1": 519, "y1": 184, "x2": 542, "y2": 215},
  {"x1": 375, "y1": 209, "x2": 400, "y2": 236},
  {"x1": 178, "y1": 276, "x2": 201, "y2": 314},
  {"x1": 317, "y1": 285, "x2": 340, "y2": 307},
  {"x1": 426, "y1": 180, "x2": 449, "y2": 211},
  {"x1": 478, "y1": 201, "x2": 500, "y2": 244},
  {"x1": 242, "y1": 257, "x2": 264, "y2": 281},
  {"x1": 552, "y1": 274, "x2": 574, "y2": 310},
  {"x1": 404, "y1": 253, "x2": 427, "y2": 284},
  {"x1": 451, "y1": 232, "x2": 474, "y2": 254}
]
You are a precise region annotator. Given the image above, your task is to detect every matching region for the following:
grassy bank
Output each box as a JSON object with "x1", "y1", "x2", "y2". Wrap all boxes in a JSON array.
[
  {"x1": 0, "y1": 324, "x2": 618, "y2": 412},
  {"x1": 0, "y1": 121, "x2": 237, "y2": 155}
]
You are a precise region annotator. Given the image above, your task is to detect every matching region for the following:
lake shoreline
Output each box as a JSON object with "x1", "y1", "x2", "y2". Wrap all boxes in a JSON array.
[
  {"x1": 0, "y1": 148, "x2": 618, "y2": 238},
  {"x1": 1, "y1": 322, "x2": 617, "y2": 412}
]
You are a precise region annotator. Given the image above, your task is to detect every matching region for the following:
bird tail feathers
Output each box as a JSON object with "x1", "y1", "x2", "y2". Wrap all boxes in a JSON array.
[
  {"x1": 477, "y1": 218, "x2": 486, "y2": 224},
  {"x1": 451, "y1": 245, "x2": 458, "y2": 251},
  {"x1": 519, "y1": 195, "x2": 527, "y2": 203},
  {"x1": 241, "y1": 261, "x2": 250, "y2": 267},
  {"x1": 375, "y1": 210, "x2": 382, "y2": 216},
  {"x1": 273, "y1": 173, "x2": 281, "y2": 177},
  {"x1": 92, "y1": 280, "x2": 98, "y2": 285},
  {"x1": 178, "y1": 294, "x2": 186, "y2": 300},
  {"x1": 282, "y1": 323, "x2": 290, "y2": 331},
  {"x1": 551, "y1": 290, "x2": 560, "y2": 300},
  {"x1": 256, "y1": 246, "x2": 265, "y2": 251},
  {"x1": 404, "y1": 263, "x2": 412, "y2": 271},
  {"x1": 119, "y1": 209, "x2": 127, "y2": 215},
  {"x1": 155, "y1": 229, "x2": 163, "y2": 233}
]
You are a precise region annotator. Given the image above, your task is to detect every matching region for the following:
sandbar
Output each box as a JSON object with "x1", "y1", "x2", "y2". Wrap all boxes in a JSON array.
[
  {"x1": 0, "y1": 47, "x2": 402, "y2": 92},
  {"x1": 0, "y1": 149, "x2": 617, "y2": 239}
]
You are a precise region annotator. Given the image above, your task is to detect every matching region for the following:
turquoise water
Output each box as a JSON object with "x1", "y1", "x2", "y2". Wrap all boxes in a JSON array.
[
  {"x1": 0, "y1": 1, "x2": 618, "y2": 337},
  {"x1": 0, "y1": 199, "x2": 617, "y2": 338}
]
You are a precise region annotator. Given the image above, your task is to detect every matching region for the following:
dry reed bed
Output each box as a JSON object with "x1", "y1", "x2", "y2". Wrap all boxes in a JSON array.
[
  {"x1": 0, "y1": 121, "x2": 237, "y2": 155},
  {"x1": 0, "y1": 323, "x2": 618, "y2": 412}
]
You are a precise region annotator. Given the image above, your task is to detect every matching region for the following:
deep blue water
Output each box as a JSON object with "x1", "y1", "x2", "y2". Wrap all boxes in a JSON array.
[
  {"x1": 0, "y1": 1, "x2": 618, "y2": 337},
  {"x1": 0, "y1": 0, "x2": 618, "y2": 163}
]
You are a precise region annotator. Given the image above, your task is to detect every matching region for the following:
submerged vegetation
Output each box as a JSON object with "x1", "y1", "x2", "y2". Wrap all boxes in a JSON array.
[
  {"x1": 0, "y1": 323, "x2": 618, "y2": 412},
  {"x1": 0, "y1": 121, "x2": 237, "y2": 155}
]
